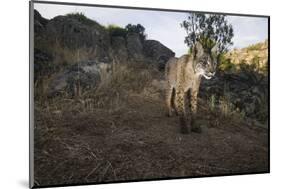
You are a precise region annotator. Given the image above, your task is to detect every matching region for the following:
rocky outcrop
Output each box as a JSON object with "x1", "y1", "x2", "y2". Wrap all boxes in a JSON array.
[
  {"x1": 111, "y1": 36, "x2": 128, "y2": 63},
  {"x1": 34, "y1": 10, "x2": 175, "y2": 96},
  {"x1": 34, "y1": 48, "x2": 53, "y2": 81},
  {"x1": 198, "y1": 41, "x2": 269, "y2": 124},
  {"x1": 200, "y1": 71, "x2": 268, "y2": 123},
  {"x1": 48, "y1": 60, "x2": 111, "y2": 96},
  {"x1": 45, "y1": 14, "x2": 111, "y2": 63},
  {"x1": 34, "y1": 9, "x2": 48, "y2": 35},
  {"x1": 143, "y1": 40, "x2": 175, "y2": 70},
  {"x1": 126, "y1": 33, "x2": 145, "y2": 61}
]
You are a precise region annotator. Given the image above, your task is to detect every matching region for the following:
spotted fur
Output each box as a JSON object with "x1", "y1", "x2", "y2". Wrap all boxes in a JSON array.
[{"x1": 165, "y1": 42, "x2": 218, "y2": 133}]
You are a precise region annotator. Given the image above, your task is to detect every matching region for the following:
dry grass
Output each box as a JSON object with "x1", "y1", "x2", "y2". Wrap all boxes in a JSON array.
[
  {"x1": 205, "y1": 92, "x2": 247, "y2": 129},
  {"x1": 52, "y1": 43, "x2": 96, "y2": 67},
  {"x1": 35, "y1": 61, "x2": 160, "y2": 117},
  {"x1": 34, "y1": 61, "x2": 268, "y2": 187},
  {"x1": 218, "y1": 96, "x2": 245, "y2": 120}
]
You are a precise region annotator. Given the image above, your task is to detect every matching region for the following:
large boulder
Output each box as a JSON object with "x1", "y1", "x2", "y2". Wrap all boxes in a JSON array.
[
  {"x1": 111, "y1": 36, "x2": 128, "y2": 63},
  {"x1": 48, "y1": 60, "x2": 111, "y2": 96},
  {"x1": 34, "y1": 48, "x2": 54, "y2": 81},
  {"x1": 143, "y1": 40, "x2": 175, "y2": 70},
  {"x1": 34, "y1": 10, "x2": 48, "y2": 35},
  {"x1": 200, "y1": 71, "x2": 268, "y2": 122},
  {"x1": 126, "y1": 33, "x2": 144, "y2": 61},
  {"x1": 45, "y1": 14, "x2": 111, "y2": 63}
]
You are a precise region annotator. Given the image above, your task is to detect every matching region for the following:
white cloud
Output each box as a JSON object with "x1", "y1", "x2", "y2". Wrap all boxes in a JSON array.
[{"x1": 227, "y1": 16, "x2": 268, "y2": 48}]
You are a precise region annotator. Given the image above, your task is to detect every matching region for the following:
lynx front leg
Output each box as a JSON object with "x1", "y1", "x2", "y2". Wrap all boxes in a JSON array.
[
  {"x1": 175, "y1": 89, "x2": 191, "y2": 134},
  {"x1": 165, "y1": 86, "x2": 174, "y2": 117},
  {"x1": 190, "y1": 90, "x2": 202, "y2": 133}
]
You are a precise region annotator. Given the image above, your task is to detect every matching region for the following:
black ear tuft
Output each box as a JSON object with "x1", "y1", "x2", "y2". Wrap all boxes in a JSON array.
[{"x1": 193, "y1": 42, "x2": 204, "y2": 58}]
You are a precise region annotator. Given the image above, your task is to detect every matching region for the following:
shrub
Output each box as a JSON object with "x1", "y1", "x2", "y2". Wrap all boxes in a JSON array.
[
  {"x1": 106, "y1": 24, "x2": 147, "y2": 42},
  {"x1": 125, "y1": 24, "x2": 147, "y2": 42},
  {"x1": 66, "y1": 12, "x2": 101, "y2": 27},
  {"x1": 107, "y1": 24, "x2": 128, "y2": 38},
  {"x1": 218, "y1": 54, "x2": 236, "y2": 72},
  {"x1": 208, "y1": 94, "x2": 216, "y2": 113},
  {"x1": 219, "y1": 96, "x2": 235, "y2": 117}
]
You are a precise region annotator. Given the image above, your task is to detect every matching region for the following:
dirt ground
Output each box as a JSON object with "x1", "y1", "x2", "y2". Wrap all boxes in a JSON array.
[{"x1": 33, "y1": 92, "x2": 269, "y2": 187}]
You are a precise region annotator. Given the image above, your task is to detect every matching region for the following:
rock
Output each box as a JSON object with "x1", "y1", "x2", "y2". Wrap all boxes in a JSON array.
[
  {"x1": 34, "y1": 48, "x2": 54, "y2": 81},
  {"x1": 33, "y1": 10, "x2": 178, "y2": 96},
  {"x1": 48, "y1": 61, "x2": 111, "y2": 96},
  {"x1": 200, "y1": 70, "x2": 268, "y2": 122},
  {"x1": 34, "y1": 9, "x2": 176, "y2": 69},
  {"x1": 111, "y1": 36, "x2": 128, "y2": 63},
  {"x1": 126, "y1": 33, "x2": 144, "y2": 61},
  {"x1": 34, "y1": 9, "x2": 48, "y2": 35},
  {"x1": 143, "y1": 40, "x2": 175, "y2": 70},
  {"x1": 45, "y1": 14, "x2": 111, "y2": 63}
]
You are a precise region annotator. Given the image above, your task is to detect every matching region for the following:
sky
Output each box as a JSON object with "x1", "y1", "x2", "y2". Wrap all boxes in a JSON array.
[{"x1": 34, "y1": 3, "x2": 268, "y2": 57}]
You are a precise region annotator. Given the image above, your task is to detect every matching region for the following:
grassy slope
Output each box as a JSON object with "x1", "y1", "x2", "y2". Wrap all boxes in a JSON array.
[{"x1": 34, "y1": 63, "x2": 268, "y2": 186}]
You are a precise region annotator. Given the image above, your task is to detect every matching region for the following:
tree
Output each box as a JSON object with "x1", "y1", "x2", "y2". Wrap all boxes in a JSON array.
[
  {"x1": 125, "y1": 24, "x2": 147, "y2": 41},
  {"x1": 181, "y1": 13, "x2": 234, "y2": 54}
]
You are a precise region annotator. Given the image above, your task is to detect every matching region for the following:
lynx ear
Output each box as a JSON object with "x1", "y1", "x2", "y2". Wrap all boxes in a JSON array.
[
  {"x1": 211, "y1": 44, "x2": 219, "y2": 54},
  {"x1": 194, "y1": 42, "x2": 204, "y2": 57}
]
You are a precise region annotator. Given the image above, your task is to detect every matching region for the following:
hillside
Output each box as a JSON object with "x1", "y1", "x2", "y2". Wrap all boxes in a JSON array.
[
  {"x1": 201, "y1": 41, "x2": 269, "y2": 126},
  {"x1": 223, "y1": 40, "x2": 268, "y2": 72},
  {"x1": 34, "y1": 10, "x2": 175, "y2": 97}
]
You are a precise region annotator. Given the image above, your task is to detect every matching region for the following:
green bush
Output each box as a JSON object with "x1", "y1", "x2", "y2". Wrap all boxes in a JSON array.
[
  {"x1": 66, "y1": 12, "x2": 101, "y2": 27},
  {"x1": 107, "y1": 24, "x2": 147, "y2": 42},
  {"x1": 218, "y1": 54, "x2": 236, "y2": 72},
  {"x1": 107, "y1": 24, "x2": 127, "y2": 38},
  {"x1": 125, "y1": 24, "x2": 147, "y2": 41},
  {"x1": 208, "y1": 94, "x2": 216, "y2": 112}
]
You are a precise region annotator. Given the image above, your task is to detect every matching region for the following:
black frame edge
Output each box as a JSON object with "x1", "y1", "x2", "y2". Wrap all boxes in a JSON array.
[
  {"x1": 268, "y1": 16, "x2": 270, "y2": 173},
  {"x1": 29, "y1": 0, "x2": 35, "y2": 188}
]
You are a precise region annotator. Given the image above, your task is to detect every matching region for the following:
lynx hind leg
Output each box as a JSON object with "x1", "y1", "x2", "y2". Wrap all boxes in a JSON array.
[
  {"x1": 171, "y1": 88, "x2": 178, "y2": 116},
  {"x1": 165, "y1": 85, "x2": 174, "y2": 117},
  {"x1": 190, "y1": 90, "x2": 202, "y2": 133},
  {"x1": 175, "y1": 90, "x2": 191, "y2": 134}
]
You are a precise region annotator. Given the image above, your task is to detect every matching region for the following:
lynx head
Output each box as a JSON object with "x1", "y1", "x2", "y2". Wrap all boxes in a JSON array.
[{"x1": 193, "y1": 42, "x2": 218, "y2": 80}]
